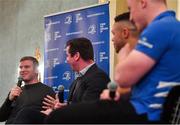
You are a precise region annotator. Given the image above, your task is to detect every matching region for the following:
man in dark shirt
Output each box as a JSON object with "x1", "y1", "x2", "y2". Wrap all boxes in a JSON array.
[
  {"x1": 0, "y1": 56, "x2": 55, "y2": 124},
  {"x1": 0, "y1": 38, "x2": 110, "y2": 124}
]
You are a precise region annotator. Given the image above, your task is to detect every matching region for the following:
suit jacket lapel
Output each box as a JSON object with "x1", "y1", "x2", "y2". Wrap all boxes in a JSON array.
[
  {"x1": 83, "y1": 64, "x2": 97, "y2": 77},
  {"x1": 67, "y1": 64, "x2": 97, "y2": 103},
  {"x1": 72, "y1": 64, "x2": 97, "y2": 96},
  {"x1": 67, "y1": 79, "x2": 78, "y2": 103}
]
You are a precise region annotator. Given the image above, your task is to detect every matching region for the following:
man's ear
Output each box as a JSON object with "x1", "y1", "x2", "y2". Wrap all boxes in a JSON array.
[
  {"x1": 74, "y1": 52, "x2": 80, "y2": 61},
  {"x1": 140, "y1": 0, "x2": 147, "y2": 8},
  {"x1": 122, "y1": 28, "x2": 129, "y2": 39}
]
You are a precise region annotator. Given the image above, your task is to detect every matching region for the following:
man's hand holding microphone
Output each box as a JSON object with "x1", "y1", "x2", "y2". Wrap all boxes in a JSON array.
[
  {"x1": 100, "y1": 82, "x2": 120, "y2": 101},
  {"x1": 9, "y1": 76, "x2": 23, "y2": 101}
]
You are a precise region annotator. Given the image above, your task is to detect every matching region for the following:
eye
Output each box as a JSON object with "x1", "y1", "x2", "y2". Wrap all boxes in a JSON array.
[{"x1": 24, "y1": 65, "x2": 30, "y2": 68}]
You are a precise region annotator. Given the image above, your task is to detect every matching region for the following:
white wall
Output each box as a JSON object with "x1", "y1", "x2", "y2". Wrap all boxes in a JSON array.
[{"x1": 177, "y1": 0, "x2": 180, "y2": 19}]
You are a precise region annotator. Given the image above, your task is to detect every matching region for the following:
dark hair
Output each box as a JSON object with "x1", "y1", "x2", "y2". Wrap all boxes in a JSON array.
[
  {"x1": 115, "y1": 12, "x2": 138, "y2": 36},
  {"x1": 20, "y1": 56, "x2": 39, "y2": 67},
  {"x1": 66, "y1": 37, "x2": 94, "y2": 61},
  {"x1": 114, "y1": 12, "x2": 130, "y2": 22}
]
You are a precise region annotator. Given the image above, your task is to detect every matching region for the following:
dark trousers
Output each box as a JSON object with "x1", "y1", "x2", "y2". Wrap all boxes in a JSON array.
[{"x1": 45, "y1": 99, "x2": 148, "y2": 124}]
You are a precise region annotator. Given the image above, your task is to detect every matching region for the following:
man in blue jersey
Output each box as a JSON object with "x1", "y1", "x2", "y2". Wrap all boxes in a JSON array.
[
  {"x1": 46, "y1": 0, "x2": 180, "y2": 123},
  {"x1": 115, "y1": 0, "x2": 180, "y2": 121}
]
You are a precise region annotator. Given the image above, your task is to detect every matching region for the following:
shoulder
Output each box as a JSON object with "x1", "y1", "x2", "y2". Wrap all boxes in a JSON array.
[
  {"x1": 38, "y1": 83, "x2": 54, "y2": 91},
  {"x1": 83, "y1": 66, "x2": 110, "y2": 86},
  {"x1": 143, "y1": 15, "x2": 179, "y2": 40},
  {"x1": 87, "y1": 64, "x2": 109, "y2": 78}
]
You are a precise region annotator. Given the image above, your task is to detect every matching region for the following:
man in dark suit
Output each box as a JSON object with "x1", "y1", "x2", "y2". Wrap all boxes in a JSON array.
[
  {"x1": 66, "y1": 37, "x2": 110, "y2": 104},
  {"x1": 41, "y1": 38, "x2": 110, "y2": 114},
  {"x1": 67, "y1": 63, "x2": 110, "y2": 104}
]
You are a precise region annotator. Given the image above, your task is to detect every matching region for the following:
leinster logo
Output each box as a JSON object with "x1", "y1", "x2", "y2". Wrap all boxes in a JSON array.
[
  {"x1": 62, "y1": 71, "x2": 71, "y2": 81},
  {"x1": 138, "y1": 37, "x2": 153, "y2": 49},
  {"x1": 65, "y1": 15, "x2": 72, "y2": 24},
  {"x1": 88, "y1": 24, "x2": 96, "y2": 34}
]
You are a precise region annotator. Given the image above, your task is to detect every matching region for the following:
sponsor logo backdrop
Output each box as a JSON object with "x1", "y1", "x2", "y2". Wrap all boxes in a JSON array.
[{"x1": 44, "y1": 3, "x2": 109, "y2": 101}]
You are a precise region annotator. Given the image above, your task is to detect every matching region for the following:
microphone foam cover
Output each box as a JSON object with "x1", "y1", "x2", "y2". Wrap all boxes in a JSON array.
[
  {"x1": 107, "y1": 82, "x2": 117, "y2": 91},
  {"x1": 58, "y1": 85, "x2": 64, "y2": 91},
  {"x1": 18, "y1": 76, "x2": 23, "y2": 82}
]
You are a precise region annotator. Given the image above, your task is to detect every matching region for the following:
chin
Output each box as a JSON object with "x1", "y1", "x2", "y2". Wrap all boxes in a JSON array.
[{"x1": 23, "y1": 79, "x2": 29, "y2": 82}]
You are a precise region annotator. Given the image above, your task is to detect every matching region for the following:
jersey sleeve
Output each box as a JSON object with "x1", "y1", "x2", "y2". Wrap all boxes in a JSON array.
[{"x1": 135, "y1": 22, "x2": 170, "y2": 61}]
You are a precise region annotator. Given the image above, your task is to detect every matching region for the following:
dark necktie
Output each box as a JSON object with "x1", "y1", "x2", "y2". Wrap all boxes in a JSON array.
[{"x1": 72, "y1": 76, "x2": 82, "y2": 96}]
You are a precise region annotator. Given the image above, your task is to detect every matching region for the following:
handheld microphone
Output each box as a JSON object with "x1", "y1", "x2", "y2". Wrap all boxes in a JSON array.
[
  {"x1": 17, "y1": 76, "x2": 23, "y2": 87},
  {"x1": 107, "y1": 82, "x2": 117, "y2": 99},
  {"x1": 58, "y1": 85, "x2": 64, "y2": 103},
  {"x1": 13, "y1": 76, "x2": 23, "y2": 101}
]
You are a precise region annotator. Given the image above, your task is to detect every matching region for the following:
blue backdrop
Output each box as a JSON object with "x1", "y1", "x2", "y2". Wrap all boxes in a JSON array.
[{"x1": 44, "y1": 3, "x2": 110, "y2": 101}]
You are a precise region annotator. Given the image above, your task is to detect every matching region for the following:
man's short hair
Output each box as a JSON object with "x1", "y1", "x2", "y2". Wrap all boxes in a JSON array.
[
  {"x1": 114, "y1": 12, "x2": 130, "y2": 22},
  {"x1": 20, "y1": 56, "x2": 39, "y2": 68},
  {"x1": 66, "y1": 37, "x2": 94, "y2": 61},
  {"x1": 115, "y1": 12, "x2": 138, "y2": 36}
]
